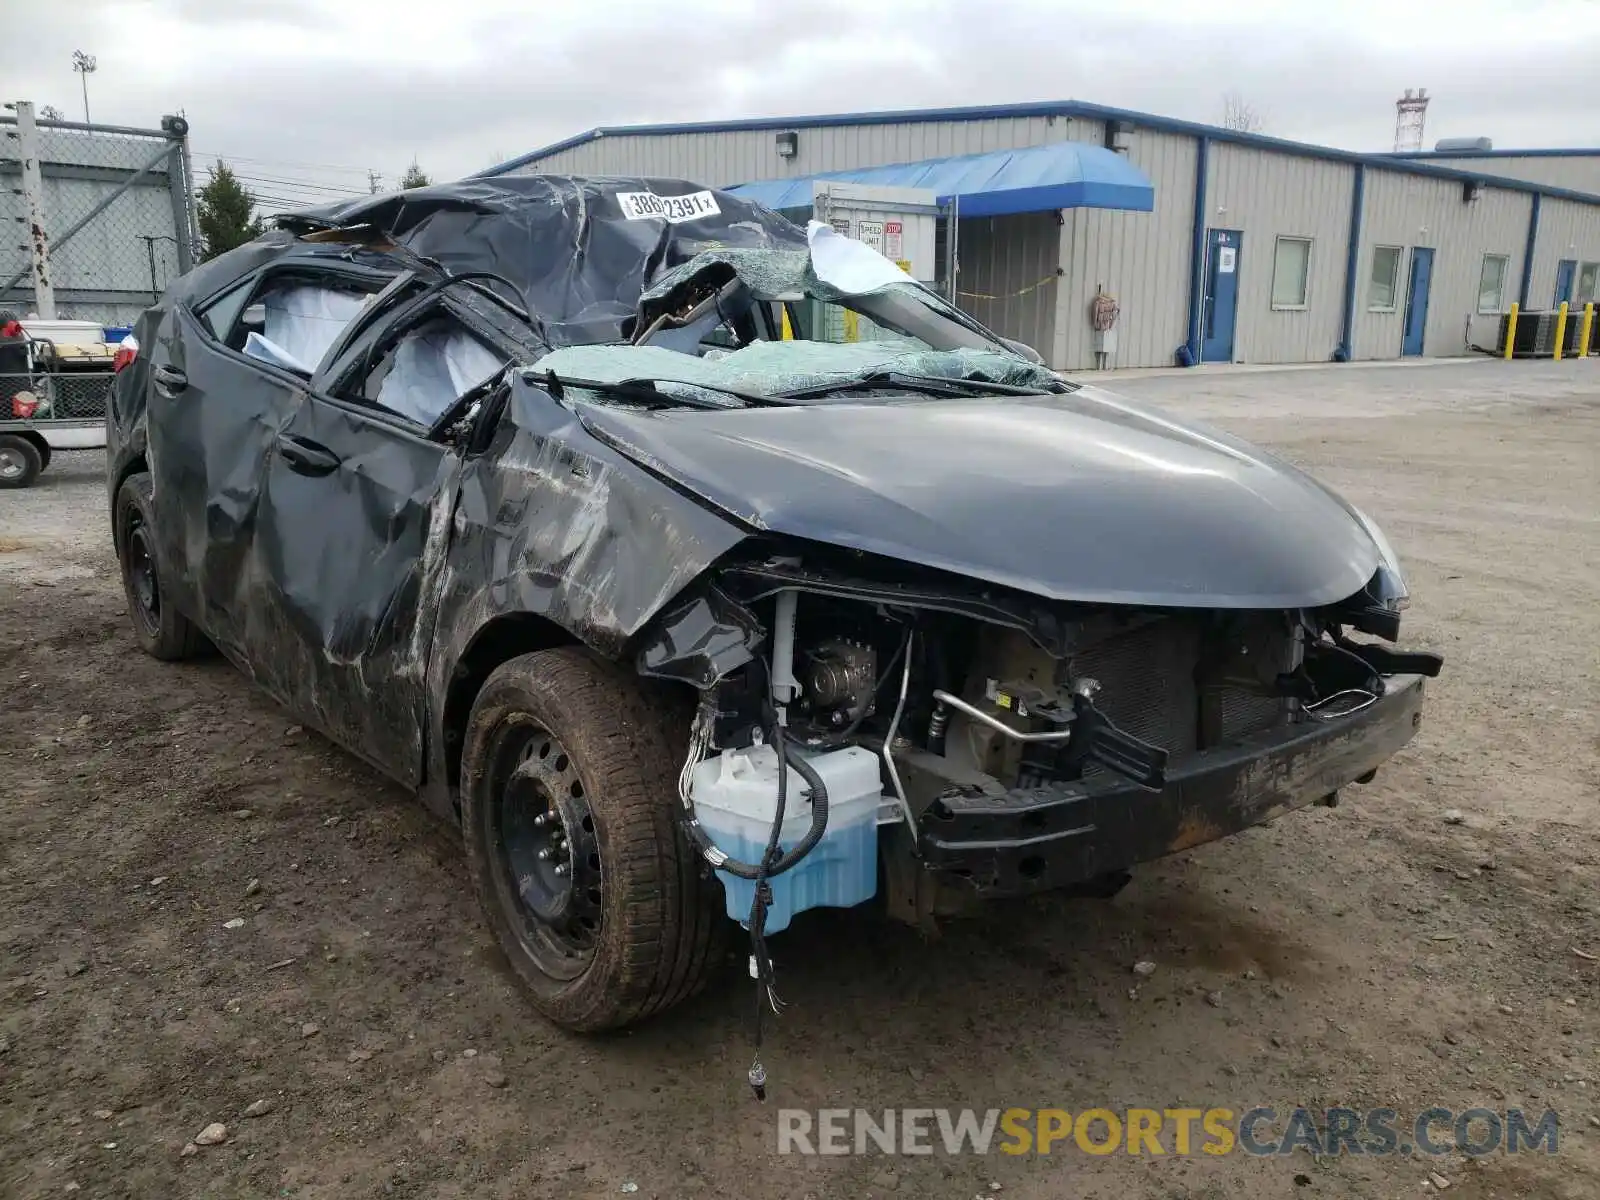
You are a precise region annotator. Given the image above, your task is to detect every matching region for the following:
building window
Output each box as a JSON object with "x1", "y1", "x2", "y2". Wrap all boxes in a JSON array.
[
  {"x1": 1477, "y1": 254, "x2": 1510, "y2": 314},
  {"x1": 1578, "y1": 262, "x2": 1599, "y2": 306},
  {"x1": 1271, "y1": 237, "x2": 1312, "y2": 310},
  {"x1": 1368, "y1": 246, "x2": 1402, "y2": 311}
]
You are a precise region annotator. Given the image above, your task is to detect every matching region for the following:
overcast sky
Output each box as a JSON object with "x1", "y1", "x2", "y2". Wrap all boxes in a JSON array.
[{"x1": 6, "y1": 0, "x2": 1597, "y2": 208}]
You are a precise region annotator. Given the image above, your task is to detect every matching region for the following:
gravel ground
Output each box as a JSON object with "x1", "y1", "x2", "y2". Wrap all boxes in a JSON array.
[{"x1": 1, "y1": 358, "x2": 1597, "y2": 1199}]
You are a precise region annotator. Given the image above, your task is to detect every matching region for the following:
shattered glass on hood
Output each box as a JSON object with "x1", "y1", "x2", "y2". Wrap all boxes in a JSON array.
[
  {"x1": 533, "y1": 339, "x2": 1059, "y2": 403},
  {"x1": 604, "y1": 219, "x2": 1061, "y2": 400}
]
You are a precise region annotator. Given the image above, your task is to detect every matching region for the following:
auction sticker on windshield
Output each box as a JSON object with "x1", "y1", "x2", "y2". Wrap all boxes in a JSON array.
[{"x1": 616, "y1": 190, "x2": 721, "y2": 223}]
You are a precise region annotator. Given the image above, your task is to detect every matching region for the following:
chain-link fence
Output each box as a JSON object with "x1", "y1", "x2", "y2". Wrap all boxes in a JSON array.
[
  {"x1": 2, "y1": 371, "x2": 115, "y2": 422},
  {"x1": 1, "y1": 102, "x2": 198, "y2": 331}
]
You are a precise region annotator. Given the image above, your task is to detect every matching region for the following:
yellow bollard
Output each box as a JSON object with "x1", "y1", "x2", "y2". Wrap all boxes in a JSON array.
[
  {"x1": 1580, "y1": 302, "x2": 1595, "y2": 358},
  {"x1": 1554, "y1": 301, "x2": 1569, "y2": 360},
  {"x1": 1504, "y1": 302, "x2": 1519, "y2": 359}
]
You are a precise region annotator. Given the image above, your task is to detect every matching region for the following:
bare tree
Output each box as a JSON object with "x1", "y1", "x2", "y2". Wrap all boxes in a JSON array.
[
  {"x1": 1220, "y1": 91, "x2": 1265, "y2": 133},
  {"x1": 39, "y1": 105, "x2": 66, "y2": 121}
]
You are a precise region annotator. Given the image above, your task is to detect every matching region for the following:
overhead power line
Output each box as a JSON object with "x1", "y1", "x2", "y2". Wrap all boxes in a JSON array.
[
  {"x1": 193, "y1": 149, "x2": 373, "y2": 177},
  {"x1": 232, "y1": 173, "x2": 367, "y2": 196}
]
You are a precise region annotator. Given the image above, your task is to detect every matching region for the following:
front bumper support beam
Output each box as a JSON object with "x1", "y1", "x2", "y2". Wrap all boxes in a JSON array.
[{"x1": 918, "y1": 674, "x2": 1427, "y2": 898}]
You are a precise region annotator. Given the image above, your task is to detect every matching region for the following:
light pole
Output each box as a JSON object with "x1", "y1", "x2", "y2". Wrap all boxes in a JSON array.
[{"x1": 71, "y1": 51, "x2": 97, "y2": 124}]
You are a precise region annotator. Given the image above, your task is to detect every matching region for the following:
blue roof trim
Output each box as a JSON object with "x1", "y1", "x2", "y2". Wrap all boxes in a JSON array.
[
  {"x1": 481, "y1": 99, "x2": 1600, "y2": 207},
  {"x1": 725, "y1": 142, "x2": 1154, "y2": 217}
]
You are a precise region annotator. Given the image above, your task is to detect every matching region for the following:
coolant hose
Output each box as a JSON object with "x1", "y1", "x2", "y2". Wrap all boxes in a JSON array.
[{"x1": 682, "y1": 734, "x2": 830, "y2": 881}]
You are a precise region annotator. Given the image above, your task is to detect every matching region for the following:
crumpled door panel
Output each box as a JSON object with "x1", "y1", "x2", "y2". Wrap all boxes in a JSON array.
[{"x1": 147, "y1": 307, "x2": 302, "y2": 666}]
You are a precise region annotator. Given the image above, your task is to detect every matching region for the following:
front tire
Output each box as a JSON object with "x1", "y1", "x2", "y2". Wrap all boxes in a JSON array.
[
  {"x1": 115, "y1": 472, "x2": 208, "y2": 660},
  {"x1": 461, "y1": 647, "x2": 727, "y2": 1031}
]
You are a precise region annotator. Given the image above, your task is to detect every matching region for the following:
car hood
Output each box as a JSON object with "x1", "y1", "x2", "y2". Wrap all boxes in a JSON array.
[{"x1": 576, "y1": 386, "x2": 1381, "y2": 608}]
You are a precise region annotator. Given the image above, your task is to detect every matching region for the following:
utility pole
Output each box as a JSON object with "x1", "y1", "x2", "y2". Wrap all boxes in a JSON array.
[
  {"x1": 72, "y1": 51, "x2": 98, "y2": 124},
  {"x1": 367, "y1": 169, "x2": 382, "y2": 194},
  {"x1": 14, "y1": 102, "x2": 56, "y2": 318}
]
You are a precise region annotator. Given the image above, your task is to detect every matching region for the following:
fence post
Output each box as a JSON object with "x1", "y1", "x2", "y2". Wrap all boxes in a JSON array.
[
  {"x1": 163, "y1": 141, "x2": 192, "y2": 277},
  {"x1": 162, "y1": 115, "x2": 198, "y2": 271},
  {"x1": 1503, "y1": 302, "x2": 1518, "y2": 360},
  {"x1": 1580, "y1": 303, "x2": 1595, "y2": 358},
  {"x1": 15, "y1": 102, "x2": 57, "y2": 319},
  {"x1": 1553, "y1": 301, "x2": 1569, "y2": 361}
]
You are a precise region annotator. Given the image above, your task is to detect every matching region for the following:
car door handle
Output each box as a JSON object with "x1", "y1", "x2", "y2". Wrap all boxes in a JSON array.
[
  {"x1": 276, "y1": 435, "x2": 341, "y2": 476},
  {"x1": 152, "y1": 364, "x2": 188, "y2": 394}
]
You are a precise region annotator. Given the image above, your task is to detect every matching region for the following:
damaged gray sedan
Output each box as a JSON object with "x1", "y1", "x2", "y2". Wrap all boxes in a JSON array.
[{"x1": 107, "y1": 177, "x2": 1442, "y2": 1032}]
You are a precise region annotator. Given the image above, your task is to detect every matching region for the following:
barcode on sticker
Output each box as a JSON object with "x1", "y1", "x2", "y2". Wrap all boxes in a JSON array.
[{"x1": 616, "y1": 190, "x2": 721, "y2": 223}]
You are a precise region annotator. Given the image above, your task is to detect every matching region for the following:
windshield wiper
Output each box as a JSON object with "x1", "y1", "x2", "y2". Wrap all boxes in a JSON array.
[
  {"x1": 773, "y1": 370, "x2": 1060, "y2": 401},
  {"x1": 531, "y1": 369, "x2": 788, "y2": 411}
]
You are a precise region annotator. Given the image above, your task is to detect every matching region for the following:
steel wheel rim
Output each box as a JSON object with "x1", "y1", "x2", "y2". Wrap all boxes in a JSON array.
[
  {"x1": 0, "y1": 447, "x2": 24, "y2": 480},
  {"x1": 486, "y1": 717, "x2": 603, "y2": 980},
  {"x1": 125, "y1": 520, "x2": 161, "y2": 636}
]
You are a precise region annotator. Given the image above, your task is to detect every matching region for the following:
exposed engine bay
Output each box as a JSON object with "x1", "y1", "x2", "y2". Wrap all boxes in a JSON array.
[{"x1": 642, "y1": 549, "x2": 1441, "y2": 935}]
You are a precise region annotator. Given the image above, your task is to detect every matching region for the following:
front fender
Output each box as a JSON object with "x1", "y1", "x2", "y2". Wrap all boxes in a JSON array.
[{"x1": 420, "y1": 376, "x2": 747, "y2": 809}]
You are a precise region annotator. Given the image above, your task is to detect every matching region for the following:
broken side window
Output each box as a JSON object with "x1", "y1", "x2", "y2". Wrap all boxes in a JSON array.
[{"x1": 343, "y1": 313, "x2": 505, "y2": 429}]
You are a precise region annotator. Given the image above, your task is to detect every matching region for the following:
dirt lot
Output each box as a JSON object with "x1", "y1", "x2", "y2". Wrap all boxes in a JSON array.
[{"x1": 2, "y1": 358, "x2": 1597, "y2": 1199}]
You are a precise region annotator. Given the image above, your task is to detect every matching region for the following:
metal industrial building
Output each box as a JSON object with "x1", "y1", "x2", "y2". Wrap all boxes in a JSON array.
[{"x1": 481, "y1": 101, "x2": 1600, "y2": 370}]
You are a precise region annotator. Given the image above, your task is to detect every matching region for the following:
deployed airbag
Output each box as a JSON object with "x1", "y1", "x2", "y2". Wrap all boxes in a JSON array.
[
  {"x1": 376, "y1": 318, "x2": 506, "y2": 426},
  {"x1": 259, "y1": 283, "x2": 368, "y2": 371}
]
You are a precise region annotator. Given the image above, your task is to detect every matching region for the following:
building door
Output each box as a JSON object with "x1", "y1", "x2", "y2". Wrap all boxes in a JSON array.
[
  {"x1": 1201, "y1": 229, "x2": 1242, "y2": 363},
  {"x1": 1401, "y1": 247, "x2": 1435, "y2": 357},
  {"x1": 1554, "y1": 259, "x2": 1576, "y2": 308}
]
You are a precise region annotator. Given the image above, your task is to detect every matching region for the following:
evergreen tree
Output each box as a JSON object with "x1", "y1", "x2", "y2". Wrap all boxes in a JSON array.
[
  {"x1": 400, "y1": 160, "x2": 431, "y2": 189},
  {"x1": 196, "y1": 162, "x2": 263, "y2": 261}
]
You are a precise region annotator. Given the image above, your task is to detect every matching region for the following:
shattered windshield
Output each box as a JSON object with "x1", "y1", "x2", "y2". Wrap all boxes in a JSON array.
[{"x1": 532, "y1": 221, "x2": 1064, "y2": 406}]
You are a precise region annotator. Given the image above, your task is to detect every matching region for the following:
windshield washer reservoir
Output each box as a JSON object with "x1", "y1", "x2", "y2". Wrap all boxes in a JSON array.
[{"x1": 691, "y1": 744, "x2": 882, "y2": 932}]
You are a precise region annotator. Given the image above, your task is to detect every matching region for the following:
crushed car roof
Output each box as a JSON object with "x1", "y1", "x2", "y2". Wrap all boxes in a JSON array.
[{"x1": 273, "y1": 176, "x2": 808, "y2": 345}]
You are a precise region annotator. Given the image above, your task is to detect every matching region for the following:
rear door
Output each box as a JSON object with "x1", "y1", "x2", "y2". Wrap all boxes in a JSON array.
[
  {"x1": 145, "y1": 264, "x2": 393, "y2": 664},
  {"x1": 248, "y1": 292, "x2": 514, "y2": 782}
]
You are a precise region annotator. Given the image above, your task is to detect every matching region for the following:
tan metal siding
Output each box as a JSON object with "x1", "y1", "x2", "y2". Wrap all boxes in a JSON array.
[
  {"x1": 1207, "y1": 145, "x2": 1352, "y2": 364},
  {"x1": 1527, "y1": 197, "x2": 1600, "y2": 311},
  {"x1": 1354, "y1": 170, "x2": 1531, "y2": 358},
  {"x1": 955, "y1": 213, "x2": 1059, "y2": 359},
  {"x1": 506, "y1": 117, "x2": 1103, "y2": 187},
  {"x1": 1421, "y1": 154, "x2": 1600, "y2": 195},
  {"x1": 1056, "y1": 131, "x2": 1196, "y2": 371}
]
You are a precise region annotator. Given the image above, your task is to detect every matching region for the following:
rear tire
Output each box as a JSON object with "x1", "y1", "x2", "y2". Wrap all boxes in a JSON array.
[
  {"x1": 0, "y1": 434, "x2": 42, "y2": 489},
  {"x1": 115, "y1": 472, "x2": 208, "y2": 660},
  {"x1": 461, "y1": 647, "x2": 728, "y2": 1031}
]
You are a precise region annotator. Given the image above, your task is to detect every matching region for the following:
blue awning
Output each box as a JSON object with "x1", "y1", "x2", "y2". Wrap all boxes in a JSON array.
[{"x1": 728, "y1": 141, "x2": 1154, "y2": 218}]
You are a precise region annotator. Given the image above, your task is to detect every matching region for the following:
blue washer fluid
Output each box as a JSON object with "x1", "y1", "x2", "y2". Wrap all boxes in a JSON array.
[{"x1": 690, "y1": 743, "x2": 884, "y2": 933}]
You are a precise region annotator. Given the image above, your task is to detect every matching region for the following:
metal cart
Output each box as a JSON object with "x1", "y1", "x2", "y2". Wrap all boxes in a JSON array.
[{"x1": 1, "y1": 323, "x2": 113, "y2": 489}]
